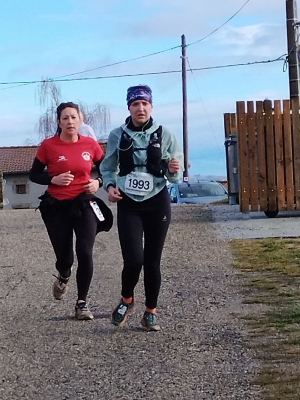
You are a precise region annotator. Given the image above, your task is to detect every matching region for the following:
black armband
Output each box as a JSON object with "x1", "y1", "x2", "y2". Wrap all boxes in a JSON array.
[{"x1": 96, "y1": 177, "x2": 103, "y2": 188}]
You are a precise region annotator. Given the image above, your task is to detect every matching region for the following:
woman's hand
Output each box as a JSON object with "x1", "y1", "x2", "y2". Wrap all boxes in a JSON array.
[
  {"x1": 108, "y1": 186, "x2": 122, "y2": 202},
  {"x1": 168, "y1": 158, "x2": 181, "y2": 173},
  {"x1": 51, "y1": 171, "x2": 74, "y2": 186},
  {"x1": 83, "y1": 179, "x2": 100, "y2": 194}
]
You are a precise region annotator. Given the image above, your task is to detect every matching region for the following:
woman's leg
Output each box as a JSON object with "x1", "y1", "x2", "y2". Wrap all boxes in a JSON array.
[
  {"x1": 143, "y1": 188, "x2": 171, "y2": 309},
  {"x1": 73, "y1": 206, "x2": 98, "y2": 301},
  {"x1": 117, "y1": 200, "x2": 144, "y2": 299},
  {"x1": 41, "y1": 211, "x2": 74, "y2": 279}
]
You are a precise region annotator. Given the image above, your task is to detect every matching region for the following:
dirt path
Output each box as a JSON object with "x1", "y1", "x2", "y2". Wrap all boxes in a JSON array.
[{"x1": 0, "y1": 205, "x2": 264, "y2": 400}]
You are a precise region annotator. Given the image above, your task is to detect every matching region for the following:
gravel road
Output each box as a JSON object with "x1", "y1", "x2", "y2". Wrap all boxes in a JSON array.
[
  {"x1": 210, "y1": 204, "x2": 300, "y2": 239},
  {"x1": 0, "y1": 204, "x2": 266, "y2": 400}
]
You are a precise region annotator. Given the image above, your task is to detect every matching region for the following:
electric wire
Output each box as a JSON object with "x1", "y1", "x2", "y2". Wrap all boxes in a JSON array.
[
  {"x1": 0, "y1": 56, "x2": 286, "y2": 88},
  {"x1": 53, "y1": 0, "x2": 250, "y2": 80},
  {"x1": 187, "y1": 0, "x2": 250, "y2": 47},
  {"x1": 54, "y1": 46, "x2": 182, "y2": 79},
  {"x1": 0, "y1": 0, "x2": 251, "y2": 90},
  {"x1": 187, "y1": 58, "x2": 226, "y2": 164}
]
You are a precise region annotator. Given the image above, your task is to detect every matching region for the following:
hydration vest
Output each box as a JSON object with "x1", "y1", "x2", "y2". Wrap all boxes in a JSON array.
[{"x1": 118, "y1": 126, "x2": 168, "y2": 177}]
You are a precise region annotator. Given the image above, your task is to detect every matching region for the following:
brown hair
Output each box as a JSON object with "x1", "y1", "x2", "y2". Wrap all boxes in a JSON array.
[{"x1": 56, "y1": 102, "x2": 80, "y2": 121}]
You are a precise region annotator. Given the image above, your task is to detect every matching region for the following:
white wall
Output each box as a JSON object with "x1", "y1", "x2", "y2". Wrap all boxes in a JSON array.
[{"x1": 3, "y1": 173, "x2": 109, "y2": 210}]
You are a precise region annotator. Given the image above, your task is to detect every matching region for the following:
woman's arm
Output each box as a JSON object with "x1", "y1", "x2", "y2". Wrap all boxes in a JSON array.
[
  {"x1": 100, "y1": 129, "x2": 120, "y2": 190},
  {"x1": 29, "y1": 157, "x2": 52, "y2": 185},
  {"x1": 162, "y1": 128, "x2": 184, "y2": 182}
]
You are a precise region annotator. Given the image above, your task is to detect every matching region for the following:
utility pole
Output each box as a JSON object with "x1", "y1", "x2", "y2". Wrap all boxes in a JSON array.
[
  {"x1": 286, "y1": 0, "x2": 300, "y2": 98},
  {"x1": 181, "y1": 34, "x2": 189, "y2": 181}
]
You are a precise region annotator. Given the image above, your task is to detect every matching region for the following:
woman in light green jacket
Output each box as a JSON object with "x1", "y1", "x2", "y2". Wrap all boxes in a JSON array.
[{"x1": 101, "y1": 84, "x2": 183, "y2": 331}]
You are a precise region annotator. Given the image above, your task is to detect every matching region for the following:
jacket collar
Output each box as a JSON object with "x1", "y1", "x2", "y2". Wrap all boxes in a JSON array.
[{"x1": 125, "y1": 116, "x2": 153, "y2": 132}]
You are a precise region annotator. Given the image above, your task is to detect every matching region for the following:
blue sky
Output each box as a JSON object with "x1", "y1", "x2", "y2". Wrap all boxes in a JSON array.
[{"x1": 0, "y1": 0, "x2": 289, "y2": 176}]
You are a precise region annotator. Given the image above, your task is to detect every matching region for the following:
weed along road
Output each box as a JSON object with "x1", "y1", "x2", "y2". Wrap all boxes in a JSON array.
[
  {"x1": 0, "y1": 205, "x2": 265, "y2": 400},
  {"x1": 211, "y1": 203, "x2": 300, "y2": 399}
]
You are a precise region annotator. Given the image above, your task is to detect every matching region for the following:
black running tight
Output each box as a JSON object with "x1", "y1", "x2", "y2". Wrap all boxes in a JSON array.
[
  {"x1": 41, "y1": 206, "x2": 98, "y2": 301},
  {"x1": 117, "y1": 187, "x2": 171, "y2": 309}
]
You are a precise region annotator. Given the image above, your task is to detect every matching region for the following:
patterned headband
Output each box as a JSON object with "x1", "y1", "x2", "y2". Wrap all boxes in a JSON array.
[{"x1": 126, "y1": 85, "x2": 152, "y2": 106}]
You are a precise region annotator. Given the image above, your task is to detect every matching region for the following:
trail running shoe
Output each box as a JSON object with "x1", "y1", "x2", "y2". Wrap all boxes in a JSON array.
[
  {"x1": 111, "y1": 299, "x2": 134, "y2": 327},
  {"x1": 52, "y1": 274, "x2": 69, "y2": 300},
  {"x1": 75, "y1": 301, "x2": 94, "y2": 320},
  {"x1": 141, "y1": 311, "x2": 161, "y2": 332}
]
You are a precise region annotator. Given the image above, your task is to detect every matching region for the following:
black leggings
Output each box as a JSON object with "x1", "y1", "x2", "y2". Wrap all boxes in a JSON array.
[
  {"x1": 41, "y1": 205, "x2": 98, "y2": 301},
  {"x1": 117, "y1": 187, "x2": 171, "y2": 309}
]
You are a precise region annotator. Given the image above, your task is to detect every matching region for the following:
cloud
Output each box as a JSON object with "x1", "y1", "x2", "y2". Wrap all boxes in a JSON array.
[
  {"x1": 216, "y1": 23, "x2": 286, "y2": 58},
  {"x1": 220, "y1": 24, "x2": 266, "y2": 47},
  {"x1": 105, "y1": 0, "x2": 285, "y2": 41},
  {"x1": 0, "y1": 0, "x2": 291, "y2": 178}
]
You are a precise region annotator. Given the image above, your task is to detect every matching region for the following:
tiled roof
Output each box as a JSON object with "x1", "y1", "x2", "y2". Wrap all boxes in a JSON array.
[
  {"x1": 0, "y1": 146, "x2": 38, "y2": 173},
  {"x1": 0, "y1": 142, "x2": 107, "y2": 174}
]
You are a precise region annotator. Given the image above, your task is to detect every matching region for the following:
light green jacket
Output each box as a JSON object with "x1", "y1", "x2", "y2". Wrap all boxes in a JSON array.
[{"x1": 100, "y1": 120, "x2": 183, "y2": 202}]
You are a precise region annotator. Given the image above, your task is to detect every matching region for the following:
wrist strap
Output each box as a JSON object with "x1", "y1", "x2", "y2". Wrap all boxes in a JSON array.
[{"x1": 96, "y1": 177, "x2": 103, "y2": 187}]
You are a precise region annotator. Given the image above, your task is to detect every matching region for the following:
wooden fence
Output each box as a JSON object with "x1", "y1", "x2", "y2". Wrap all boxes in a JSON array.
[{"x1": 224, "y1": 98, "x2": 300, "y2": 214}]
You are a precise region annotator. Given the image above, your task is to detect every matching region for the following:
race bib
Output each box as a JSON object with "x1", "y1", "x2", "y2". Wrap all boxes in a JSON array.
[
  {"x1": 125, "y1": 172, "x2": 153, "y2": 196},
  {"x1": 90, "y1": 201, "x2": 105, "y2": 221}
]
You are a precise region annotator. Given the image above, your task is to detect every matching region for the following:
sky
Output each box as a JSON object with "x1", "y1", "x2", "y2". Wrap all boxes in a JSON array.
[{"x1": 0, "y1": 0, "x2": 290, "y2": 177}]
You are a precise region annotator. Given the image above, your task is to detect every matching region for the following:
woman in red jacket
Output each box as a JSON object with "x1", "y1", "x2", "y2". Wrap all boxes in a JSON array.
[{"x1": 30, "y1": 102, "x2": 112, "y2": 320}]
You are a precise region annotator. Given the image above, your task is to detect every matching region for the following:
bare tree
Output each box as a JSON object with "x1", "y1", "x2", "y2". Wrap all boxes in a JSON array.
[
  {"x1": 79, "y1": 102, "x2": 110, "y2": 141},
  {"x1": 35, "y1": 78, "x2": 62, "y2": 140},
  {"x1": 37, "y1": 78, "x2": 62, "y2": 108},
  {"x1": 35, "y1": 78, "x2": 110, "y2": 140}
]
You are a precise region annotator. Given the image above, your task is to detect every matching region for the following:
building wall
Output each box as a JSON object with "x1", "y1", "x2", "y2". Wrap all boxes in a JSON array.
[{"x1": 3, "y1": 173, "x2": 109, "y2": 210}]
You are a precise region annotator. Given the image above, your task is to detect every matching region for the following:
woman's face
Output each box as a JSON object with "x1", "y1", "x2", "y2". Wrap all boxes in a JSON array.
[
  {"x1": 58, "y1": 107, "x2": 81, "y2": 135},
  {"x1": 129, "y1": 99, "x2": 152, "y2": 127}
]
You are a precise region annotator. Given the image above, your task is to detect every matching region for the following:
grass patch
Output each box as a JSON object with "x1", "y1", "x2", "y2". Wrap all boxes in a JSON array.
[
  {"x1": 231, "y1": 237, "x2": 300, "y2": 398},
  {"x1": 254, "y1": 368, "x2": 300, "y2": 400}
]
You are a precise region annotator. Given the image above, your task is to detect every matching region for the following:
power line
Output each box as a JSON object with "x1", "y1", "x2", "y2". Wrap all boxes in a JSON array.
[
  {"x1": 0, "y1": 82, "x2": 34, "y2": 91},
  {"x1": 0, "y1": 0, "x2": 250, "y2": 90},
  {"x1": 54, "y1": 46, "x2": 182, "y2": 79},
  {"x1": 187, "y1": 58, "x2": 225, "y2": 162},
  {"x1": 0, "y1": 56, "x2": 286, "y2": 88},
  {"x1": 54, "y1": 1, "x2": 248, "y2": 80},
  {"x1": 55, "y1": 0, "x2": 250, "y2": 80},
  {"x1": 56, "y1": 0, "x2": 250, "y2": 80},
  {"x1": 187, "y1": 0, "x2": 250, "y2": 47}
]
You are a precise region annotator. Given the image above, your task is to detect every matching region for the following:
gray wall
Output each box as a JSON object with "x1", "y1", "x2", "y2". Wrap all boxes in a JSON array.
[{"x1": 3, "y1": 173, "x2": 109, "y2": 210}]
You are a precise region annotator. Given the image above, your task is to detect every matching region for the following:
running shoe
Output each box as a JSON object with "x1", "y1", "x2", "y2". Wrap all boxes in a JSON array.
[
  {"x1": 75, "y1": 301, "x2": 94, "y2": 320},
  {"x1": 111, "y1": 299, "x2": 134, "y2": 326},
  {"x1": 141, "y1": 311, "x2": 161, "y2": 331},
  {"x1": 52, "y1": 274, "x2": 69, "y2": 300}
]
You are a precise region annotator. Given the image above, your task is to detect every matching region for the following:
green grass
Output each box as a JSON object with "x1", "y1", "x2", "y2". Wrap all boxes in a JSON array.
[{"x1": 231, "y1": 238, "x2": 300, "y2": 399}]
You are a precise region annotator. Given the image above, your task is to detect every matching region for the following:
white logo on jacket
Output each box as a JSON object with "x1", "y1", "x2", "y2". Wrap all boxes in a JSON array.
[
  {"x1": 82, "y1": 152, "x2": 91, "y2": 161},
  {"x1": 57, "y1": 155, "x2": 68, "y2": 162}
]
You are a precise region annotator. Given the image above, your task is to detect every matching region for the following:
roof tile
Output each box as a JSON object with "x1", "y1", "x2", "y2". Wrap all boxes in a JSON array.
[
  {"x1": 0, "y1": 142, "x2": 107, "y2": 173},
  {"x1": 0, "y1": 146, "x2": 38, "y2": 173}
]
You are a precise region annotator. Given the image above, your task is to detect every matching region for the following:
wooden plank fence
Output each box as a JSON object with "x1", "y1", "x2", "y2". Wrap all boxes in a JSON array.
[{"x1": 224, "y1": 98, "x2": 300, "y2": 214}]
